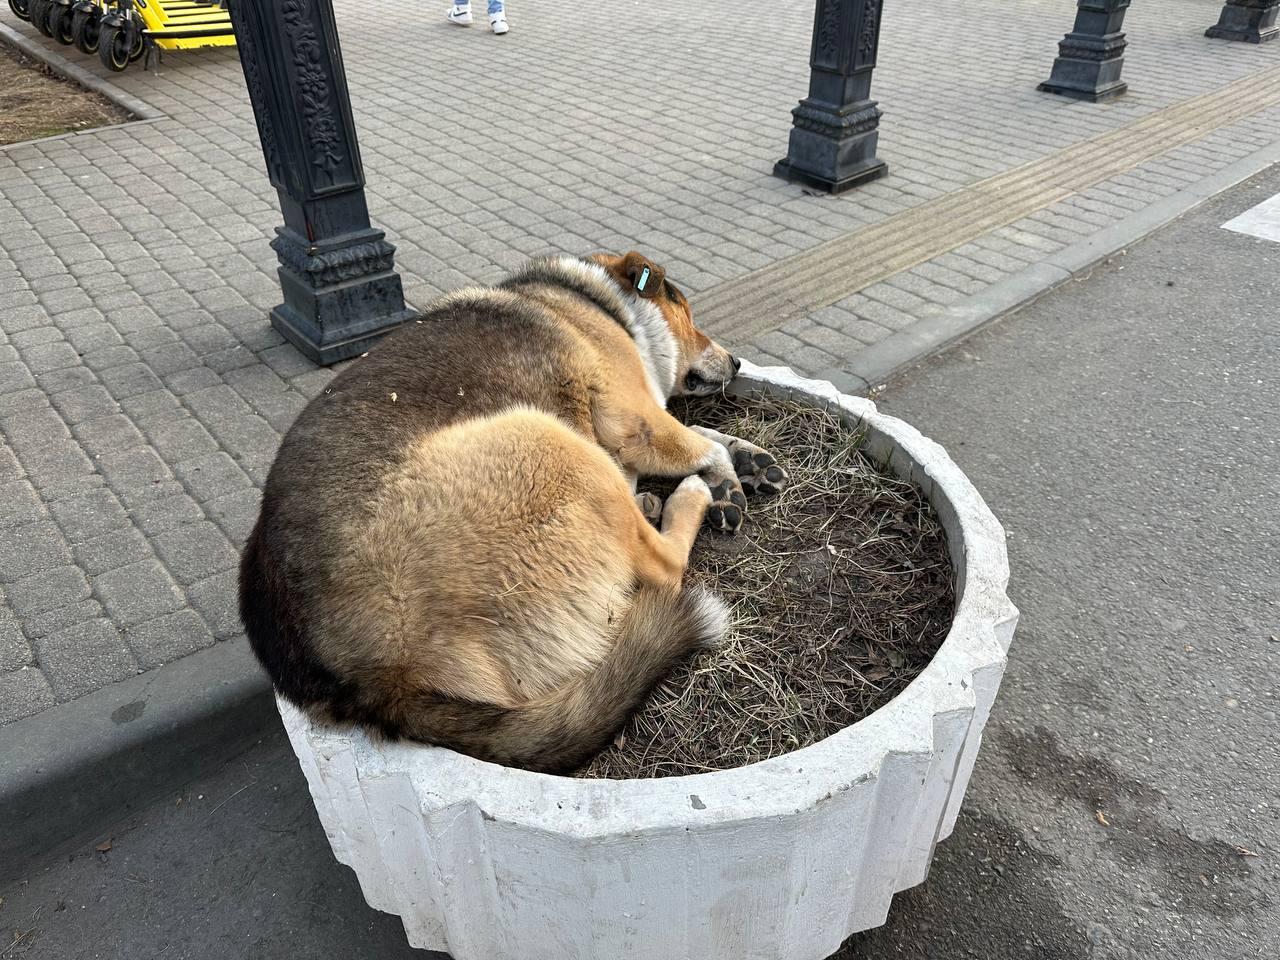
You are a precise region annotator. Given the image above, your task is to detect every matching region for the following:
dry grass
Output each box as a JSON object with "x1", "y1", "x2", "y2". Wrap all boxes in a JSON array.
[
  {"x1": 579, "y1": 392, "x2": 955, "y2": 780},
  {"x1": 0, "y1": 43, "x2": 130, "y2": 146}
]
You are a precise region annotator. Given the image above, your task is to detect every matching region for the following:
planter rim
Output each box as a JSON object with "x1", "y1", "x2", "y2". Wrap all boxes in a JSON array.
[{"x1": 288, "y1": 362, "x2": 1016, "y2": 838}]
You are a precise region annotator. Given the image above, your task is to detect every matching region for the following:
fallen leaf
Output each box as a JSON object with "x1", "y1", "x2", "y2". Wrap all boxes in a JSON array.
[
  {"x1": 1094, "y1": 810, "x2": 1110, "y2": 827},
  {"x1": 864, "y1": 668, "x2": 891, "y2": 682},
  {"x1": 95, "y1": 839, "x2": 112, "y2": 853},
  {"x1": 1235, "y1": 845, "x2": 1259, "y2": 857}
]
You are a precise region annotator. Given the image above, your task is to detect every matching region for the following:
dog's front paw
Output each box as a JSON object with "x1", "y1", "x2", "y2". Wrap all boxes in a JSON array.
[
  {"x1": 732, "y1": 446, "x2": 788, "y2": 496},
  {"x1": 704, "y1": 478, "x2": 747, "y2": 534},
  {"x1": 635, "y1": 491, "x2": 664, "y2": 525}
]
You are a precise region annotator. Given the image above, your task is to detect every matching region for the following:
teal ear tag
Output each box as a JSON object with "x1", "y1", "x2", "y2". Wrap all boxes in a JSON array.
[{"x1": 637, "y1": 266, "x2": 650, "y2": 292}]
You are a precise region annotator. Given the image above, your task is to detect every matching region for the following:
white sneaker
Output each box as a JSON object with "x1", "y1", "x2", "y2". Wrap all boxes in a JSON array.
[
  {"x1": 446, "y1": 5, "x2": 473, "y2": 25},
  {"x1": 490, "y1": 12, "x2": 508, "y2": 34}
]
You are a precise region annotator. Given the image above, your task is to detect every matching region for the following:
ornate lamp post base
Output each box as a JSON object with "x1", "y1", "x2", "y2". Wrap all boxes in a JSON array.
[
  {"x1": 1206, "y1": 1, "x2": 1280, "y2": 43},
  {"x1": 1039, "y1": 0, "x2": 1131, "y2": 103},
  {"x1": 774, "y1": 0, "x2": 889, "y2": 194},
  {"x1": 228, "y1": 0, "x2": 412, "y2": 365},
  {"x1": 267, "y1": 225, "x2": 413, "y2": 365}
]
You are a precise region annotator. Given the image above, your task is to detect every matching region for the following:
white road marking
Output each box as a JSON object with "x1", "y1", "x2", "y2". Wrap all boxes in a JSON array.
[{"x1": 1221, "y1": 192, "x2": 1280, "y2": 243}]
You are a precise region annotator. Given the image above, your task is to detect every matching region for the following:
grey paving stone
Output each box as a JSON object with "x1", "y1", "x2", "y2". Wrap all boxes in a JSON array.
[
  {"x1": 80, "y1": 345, "x2": 140, "y2": 373},
  {"x1": 119, "y1": 389, "x2": 182, "y2": 424},
  {"x1": 124, "y1": 326, "x2": 180, "y2": 353},
  {"x1": 0, "y1": 388, "x2": 47, "y2": 418},
  {"x1": 7, "y1": 565, "x2": 91, "y2": 618},
  {"x1": 151, "y1": 521, "x2": 238, "y2": 585},
  {"x1": 164, "y1": 366, "x2": 224, "y2": 396},
  {"x1": 125, "y1": 609, "x2": 216, "y2": 670},
  {"x1": 794, "y1": 322, "x2": 877, "y2": 357},
  {"x1": 0, "y1": 612, "x2": 33, "y2": 671},
  {"x1": 144, "y1": 416, "x2": 220, "y2": 463},
  {"x1": 35, "y1": 619, "x2": 137, "y2": 701},
  {"x1": 0, "y1": 668, "x2": 56, "y2": 723},
  {"x1": 0, "y1": 362, "x2": 37, "y2": 396},
  {"x1": 0, "y1": 480, "x2": 43, "y2": 531},
  {"x1": 260, "y1": 343, "x2": 317, "y2": 379},
  {"x1": 48, "y1": 488, "x2": 130, "y2": 543},
  {"x1": 39, "y1": 287, "x2": 94, "y2": 315},
  {"x1": 21, "y1": 341, "x2": 80, "y2": 375},
  {"x1": 36, "y1": 366, "x2": 98, "y2": 396},
  {"x1": 94, "y1": 559, "x2": 186, "y2": 627},
  {"x1": 187, "y1": 568, "x2": 242, "y2": 641},
  {"x1": 11, "y1": 327, "x2": 64, "y2": 351},
  {"x1": 204, "y1": 486, "x2": 261, "y2": 546},
  {"x1": 73, "y1": 525, "x2": 153, "y2": 577},
  {"x1": 24, "y1": 599, "x2": 105, "y2": 641},
  {"x1": 0, "y1": 304, "x2": 47, "y2": 335},
  {"x1": 64, "y1": 322, "x2": 125, "y2": 354},
  {"x1": 96, "y1": 446, "x2": 177, "y2": 506},
  {"x1": 49, "y1": 386, "x2": 118, "y2": 427},
  {"x1": 72, "y1": 413, "x2": 146, "y2": 458},
  {"x1": 201, "y1": 345, "x2": 257, "y2": 374},
  {"x1": 289, "y1": 367, "x2": 336, "y2": 400},
  {"x1": 173, "y1": 451, "x2": 252, "y2": 503},
  {"x1": 129, "y1": 494, "x2": 205, "y2": 536},
  {"x1": 140, "y1": 341, "x2": 200, "y2": 377},
  {"x1": 15, "y1": 436, "x2": 96, "y2": 492},
  {"x1": 98, "y1": 361, "x2": 164, "y2": 400},
  {"x1": 0, "y1": 446, "x2": 22, "y2": 482}
]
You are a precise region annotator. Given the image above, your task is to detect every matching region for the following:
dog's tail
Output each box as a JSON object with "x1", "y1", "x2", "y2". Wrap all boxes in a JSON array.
[{"x1": 396, "y1": 585, "x2": 729, "y2": 774}]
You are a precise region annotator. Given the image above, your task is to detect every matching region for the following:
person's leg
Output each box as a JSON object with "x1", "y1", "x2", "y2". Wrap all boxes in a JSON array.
[{"x1": 488, "y1": 0, "x2": 508, "y2": 33}]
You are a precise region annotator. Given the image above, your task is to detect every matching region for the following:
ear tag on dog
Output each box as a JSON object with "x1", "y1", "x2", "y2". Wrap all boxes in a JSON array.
[{"x1": 636, "y1": 266, "x2": 651, "y2": 293}]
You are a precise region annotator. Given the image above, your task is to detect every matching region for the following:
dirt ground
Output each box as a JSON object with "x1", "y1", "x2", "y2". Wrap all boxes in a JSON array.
[{"x1": 0, "y1": 42, "x2": 130, "y2": 146}]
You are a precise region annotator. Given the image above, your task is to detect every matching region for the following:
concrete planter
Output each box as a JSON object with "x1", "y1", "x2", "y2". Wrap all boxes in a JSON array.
[{"x1": 278, "y1": 362, "x2": 1018, "y2": 960}]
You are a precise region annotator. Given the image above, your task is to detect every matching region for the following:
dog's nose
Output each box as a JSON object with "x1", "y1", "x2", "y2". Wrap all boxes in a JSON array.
[{"x1": 732, "y1": 356, "x2": 742, "y2": 374}]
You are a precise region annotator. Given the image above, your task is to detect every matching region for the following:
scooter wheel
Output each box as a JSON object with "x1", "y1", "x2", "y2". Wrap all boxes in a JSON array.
[
  {"x1": 71, "y1": 6, "x2": 101, "y2": 55},
  {"x1": 127, "y1": 23, "x2": 144, "y2": 62},
  {"x1": 7, "y1": 0, "x2": 32, "y2": 23},
  {"x1": 98, "y1": 22, "x2": 131, "y2": 71},
  {"x1": 48, "y1": 2, "x2": 76, "y2": 44},
  {"x1": 31, "y1": 0, "x2": 55, "y2": 36}
]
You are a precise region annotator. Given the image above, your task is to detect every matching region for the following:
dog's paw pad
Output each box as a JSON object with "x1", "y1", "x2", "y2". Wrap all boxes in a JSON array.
[
  {"x1": 706, "y1": 503, "x2": 742, "y2": 533},
  {"x1": 705, "y1": 480, "x2": 745, "y2": 534},
  {"x1": 736, "y1": 449, "x2": 788, "y2": 496},
  {"x1": 635, "y1": 491, "x2": 664, "y2": 524}
]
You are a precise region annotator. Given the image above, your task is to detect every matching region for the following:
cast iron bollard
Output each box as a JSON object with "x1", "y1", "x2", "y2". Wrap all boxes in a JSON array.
[
  {"x1": 774, "y1": 0, "x2": 888, "y2": 194},
  {"x1": 226, "y1": 0, "x2": 413, "y2": 365},
  {"x1": 1206, "y1": 1, "x2": 1280, "y2": 43},
  {"x1": 1039, "y1": 0, "x2": 1131, "y2": 102}
]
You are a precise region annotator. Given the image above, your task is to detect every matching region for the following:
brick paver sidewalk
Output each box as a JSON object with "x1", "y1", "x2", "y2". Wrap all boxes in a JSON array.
[{"x1": 2, "y1": 0, "x2": 1278, "y2": 719}]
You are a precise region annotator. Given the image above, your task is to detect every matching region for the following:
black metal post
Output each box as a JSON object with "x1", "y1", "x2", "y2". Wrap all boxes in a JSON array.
[
  {"x1": 1206, "y1": 1, "x2": 1280, "y2": 43},
  {"x1": 1038, "y1": 0, "x2": 1130, "y2": 103},
  {"x1": 226, "y1": 0, "x2": 413, "y2": 365},
  {"x1": 774, "y1": 0, "x2": 888, "y2": 194}
]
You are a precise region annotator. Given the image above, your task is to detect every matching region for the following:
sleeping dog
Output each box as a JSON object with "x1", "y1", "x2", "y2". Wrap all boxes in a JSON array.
[{"x1": 240, "y1": 253, "x2": 786, "y2": 773}]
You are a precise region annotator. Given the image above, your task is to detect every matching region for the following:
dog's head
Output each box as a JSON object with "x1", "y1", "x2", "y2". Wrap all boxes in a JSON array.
[{"x1": 590, "y1": 251, "x2": 740, "y2": 398}]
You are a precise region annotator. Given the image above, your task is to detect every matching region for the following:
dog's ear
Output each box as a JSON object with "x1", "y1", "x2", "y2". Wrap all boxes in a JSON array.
[{"x1": 620, "y1": 251, "x2": 665, "y2": 300}]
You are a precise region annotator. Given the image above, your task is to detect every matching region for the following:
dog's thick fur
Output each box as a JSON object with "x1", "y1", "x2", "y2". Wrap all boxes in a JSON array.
[{"x1": 240, "y1": 253, "x2": 784, "y2": 773}]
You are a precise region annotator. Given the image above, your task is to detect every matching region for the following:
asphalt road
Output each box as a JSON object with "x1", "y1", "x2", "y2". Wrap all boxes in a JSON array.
[{"x1": 3, "y1": 169, "x2": 1278, "y2": 960}]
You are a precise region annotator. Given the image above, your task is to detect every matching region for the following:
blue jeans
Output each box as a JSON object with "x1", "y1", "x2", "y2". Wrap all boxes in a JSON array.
[{"x1": 459, "y1": 0, "x2": 504, "y2": 14}]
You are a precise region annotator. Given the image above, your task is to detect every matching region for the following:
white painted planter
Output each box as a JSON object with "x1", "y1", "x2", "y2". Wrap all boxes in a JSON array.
[{"x1": 278, "y1": 363, "x2": 1018, "y2": 960}]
